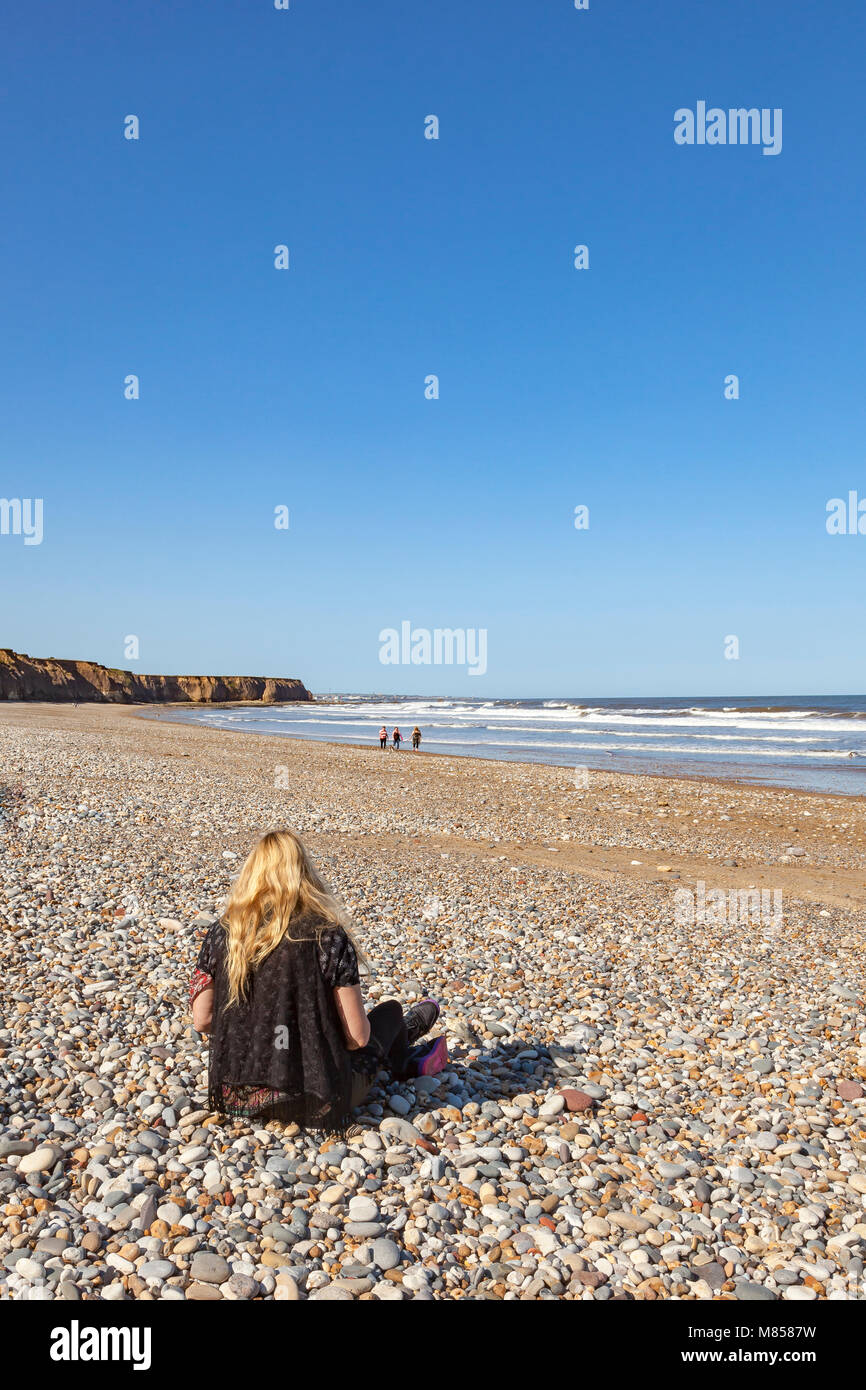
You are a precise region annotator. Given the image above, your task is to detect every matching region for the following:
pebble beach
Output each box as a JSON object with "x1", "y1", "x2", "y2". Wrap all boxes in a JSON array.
[{"x1": 2, "y1": 702, "x2": 866, "y2": 1302}]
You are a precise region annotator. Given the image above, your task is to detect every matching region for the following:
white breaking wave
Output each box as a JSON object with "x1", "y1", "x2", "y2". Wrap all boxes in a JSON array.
[
  {"x1": 260, "y1": 700, "x2": 865, "y2": 736},
  {"x1": 415, "y1": 737, "x2": 859, "y2": 759},
  {"x1": 154, "y1": 693, "x2": 866, "y2": 793}
]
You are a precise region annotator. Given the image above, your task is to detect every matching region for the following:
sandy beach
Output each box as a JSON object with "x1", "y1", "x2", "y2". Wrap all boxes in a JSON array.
[{"x1": 1, "y1": 702, "x2": 865, "y2": 1301}]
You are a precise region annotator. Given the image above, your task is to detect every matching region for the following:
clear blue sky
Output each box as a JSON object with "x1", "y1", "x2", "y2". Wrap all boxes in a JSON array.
[{"x1": 2, "y1": 0, "x2": 864, "y2": 697}]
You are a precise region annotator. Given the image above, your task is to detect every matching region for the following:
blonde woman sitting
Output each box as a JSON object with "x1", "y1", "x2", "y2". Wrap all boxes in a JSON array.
[{"x1": 189, "y1": 830, "x2": 446, "y2": 1132}]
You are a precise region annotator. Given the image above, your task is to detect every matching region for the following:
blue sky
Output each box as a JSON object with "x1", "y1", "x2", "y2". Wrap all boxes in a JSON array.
[{"x1": 2, "y1": 0, "x2": 864, "y2": 697}]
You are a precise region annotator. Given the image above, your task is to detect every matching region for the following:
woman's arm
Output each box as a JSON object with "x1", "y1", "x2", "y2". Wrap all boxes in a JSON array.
[
  {"x1": 192, "y1": 986, "x2": 214, "y2": 1033},
  {"x1": 333, "y1": 985, "x2": 371, "y2": 1050}
]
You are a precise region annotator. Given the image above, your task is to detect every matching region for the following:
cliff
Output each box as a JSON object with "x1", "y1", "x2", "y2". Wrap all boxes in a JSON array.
[{"x1": 0, "y1": 649, "x2": 312, "y2": 705}]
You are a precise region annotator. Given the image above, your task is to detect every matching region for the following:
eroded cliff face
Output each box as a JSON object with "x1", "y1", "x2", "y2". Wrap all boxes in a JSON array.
[{"x1": 0, "y1": 650, "x2": 312, "y2": 704}]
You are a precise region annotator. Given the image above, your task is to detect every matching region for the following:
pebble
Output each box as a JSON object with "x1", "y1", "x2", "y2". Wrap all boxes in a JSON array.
[
  {"x1": 186, "y1": 1282, "x2": 223, "y2": 1301},
  {"x1": 319, "y1": 1184, "x2": 346, "y2": 1206},
  {"x1": 17, "y1": 1145, "x2": 61, "y2": 1176},
  {"x1": 190, "y1": 1252, "x2": 231, "y2": 1284},
  {"x1": 371, "y1": 1239, "x2": 401, "y2": 1271},
  {"x1": 347, "y1": 1197, "x2": 379, "y2": 1224},
  {"x1": 609, "y1": 1212, "x2": 651, "y2": 1234},
  {"x1": 226, "y1": 1274, "x2": 259, "y2": 1299},
  {"x1": 559, "y1": 1090, "x2": 595, "y2": 1112},
  {"x1": 734, "y1": 1282, "x2": 777, "y2": 1301},
  {"x1": 139, "y1": 1259, "x2": 176, "y2": 1280},
  {"x1": 156, "y1": 1201, "x2": 183, "y2": 1225},
  {"x1": 379, "y1": 1118, "x2": 422, "y2": 1145},
  {"x1": 0, "y1": 1140, "x2": 34, "y2": 1159},
  {"x1": 345, "y1": 1221, "x2": 385, "y2": 1238}
]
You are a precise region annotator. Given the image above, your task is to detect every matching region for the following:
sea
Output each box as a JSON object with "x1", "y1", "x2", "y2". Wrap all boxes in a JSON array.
[{"x1": 151, "y1": 694, "x2": 866, "y2": 796}]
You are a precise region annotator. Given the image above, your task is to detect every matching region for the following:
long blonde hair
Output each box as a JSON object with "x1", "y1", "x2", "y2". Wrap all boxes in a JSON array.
[{"x1": 220, "y1": 829, "x2": 364, "y2": 1007}]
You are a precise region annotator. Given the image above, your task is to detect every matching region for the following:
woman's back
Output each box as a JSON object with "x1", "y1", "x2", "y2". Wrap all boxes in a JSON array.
[
  {"x1": 192, "y1": 829, "x2": 449, "y2": 1136},
  {"x1": 198, "y1": 913, "x2": 358, "y2": 1131}
]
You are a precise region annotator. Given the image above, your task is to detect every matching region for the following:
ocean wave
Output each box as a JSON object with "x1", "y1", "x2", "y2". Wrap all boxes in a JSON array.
[
  {"x1": 296, "y1": 706, "x2": 866, "y2": 737},
  {"x1": 414, "y1": 737, "x2": 860, "y2": 760}
]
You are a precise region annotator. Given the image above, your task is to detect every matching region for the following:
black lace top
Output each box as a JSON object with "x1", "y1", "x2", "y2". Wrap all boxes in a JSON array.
[{"x1": 193, "y1": 915, "x2": 362, "y2": 1133}]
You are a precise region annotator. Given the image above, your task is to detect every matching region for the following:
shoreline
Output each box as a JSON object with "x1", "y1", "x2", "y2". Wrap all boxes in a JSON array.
[
  {"x1": 131, "y1": 703, "x2": 866, "y2": 803},
  {"x1": 1, "y1": 702, "x2": 865, "y2": 1303},
  {"x1": 131, "y1": 701, "x2": 866, "y2": 801}
]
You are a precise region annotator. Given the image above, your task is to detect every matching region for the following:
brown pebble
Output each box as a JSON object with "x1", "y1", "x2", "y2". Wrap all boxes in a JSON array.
[
  {"x1": 186, "y1": 1282, "x2": 223, "y2": 1300},
  {"x1": 560, "y1": 1089, "x2": 595, "y2": 1112}
]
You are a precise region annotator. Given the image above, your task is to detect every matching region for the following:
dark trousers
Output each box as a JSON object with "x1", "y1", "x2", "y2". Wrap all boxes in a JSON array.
[
  {"x1": 349, "y1": 999, "x2": 412, "y2": 1109},
  {"x1": 366, "y1": 999, "x2": 411, "y2": 1074}
]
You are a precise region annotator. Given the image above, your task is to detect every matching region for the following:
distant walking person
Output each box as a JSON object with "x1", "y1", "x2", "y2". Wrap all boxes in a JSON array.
[
  {"x1": 379, "y1": 725, "x2": 388, "y2": 749},
  {"x1": 392, "y1": 727, "x2": 402, "y2": 750},
  {"x1": 411, "y1": 726, "x2": 421, "y2": 750}
]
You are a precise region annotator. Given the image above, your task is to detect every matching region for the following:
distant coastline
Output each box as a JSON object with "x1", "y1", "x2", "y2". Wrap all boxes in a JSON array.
[{"x1": 0, "y1": 649, "x2": 311, "y2": 705}]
